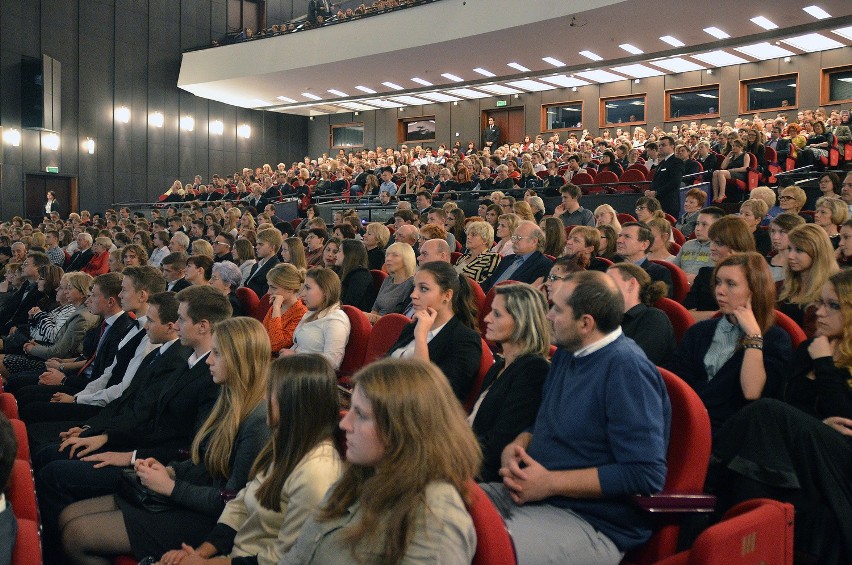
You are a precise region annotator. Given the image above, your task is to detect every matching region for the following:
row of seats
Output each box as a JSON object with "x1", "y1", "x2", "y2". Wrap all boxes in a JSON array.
[{"x1": 0, "y1": 393, "x2": 43, "y2": 565}]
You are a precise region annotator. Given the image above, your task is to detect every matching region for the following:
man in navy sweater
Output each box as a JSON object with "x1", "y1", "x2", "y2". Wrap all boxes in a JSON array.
[{"x1": 481, "y1": 270, "x2": 671, "y2": 564}]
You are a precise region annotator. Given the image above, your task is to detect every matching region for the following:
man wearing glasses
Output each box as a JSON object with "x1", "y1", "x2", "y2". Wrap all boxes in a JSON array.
[
  {"x1": 212, "y1": 233, "x2": 235, "y2": 263},
  {"x1": 0, "y1": 252, "x2": 49, "y2": 335},
  {"x1": 481, "y1": 221, "x2": 553, "y2": 293}
]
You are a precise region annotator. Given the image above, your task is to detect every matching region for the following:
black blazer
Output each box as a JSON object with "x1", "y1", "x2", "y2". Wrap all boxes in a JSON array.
[
  {"x1": 0, "y1": 282, "x2": 45, "y2": 334},
  {"x1": 341, "y1": 267, "x2": 377, "y2": 312},
  {"x1": 66, "y1": 312, "x2": 137, "y2": 390},
  {"x1": 168, "y1": 278, "x2": 192, "y2": 293},
  {"x1": 471, "y1": 354, "x2": 549, "y2": 482},
  {"x1": 481, "y1": 251, "x2": 553, "y2": 293},
  {"x1": 243, "y1": 256, "x2": 279, "y2": 299},
  {"x1": 650, "y1": 155, "x2": 685, "y2": 218},
  {"x1": 65, "y1": 248, "x2": 94, "y2": 272},
  {"x1": 387, "y1": 316, "x2": 482, "y2": 402},
  {"x1": 367, "y1": 246, "x2": 385, "y2": 272},
  {"x1": 616, "y1": 257, "x2": 674, "y2": 299}
]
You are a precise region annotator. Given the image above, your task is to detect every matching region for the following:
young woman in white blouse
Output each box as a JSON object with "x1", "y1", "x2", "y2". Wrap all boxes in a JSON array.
[{"x1": 279, "y1": 268, "x2": 351, "y2": 371}]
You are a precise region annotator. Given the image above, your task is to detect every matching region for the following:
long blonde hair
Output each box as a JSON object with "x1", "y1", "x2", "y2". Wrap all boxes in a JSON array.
[
  {"x1": 318, "y1": 359, "x2": 481, "y2": 565},
  {"x1": 829, "y1": 270, "x2": 852, "y2": 372},
  {"x1": 778, "y1": 224, "x2": 839, "y2": 305},
  {"x1": 191, "y1": 317, "x2": 270, "y2": 479}
]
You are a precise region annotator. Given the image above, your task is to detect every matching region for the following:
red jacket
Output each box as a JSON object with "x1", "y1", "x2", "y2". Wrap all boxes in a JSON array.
[{"x1": 81, "y1": 251, "x2": 110, "y2": 276}]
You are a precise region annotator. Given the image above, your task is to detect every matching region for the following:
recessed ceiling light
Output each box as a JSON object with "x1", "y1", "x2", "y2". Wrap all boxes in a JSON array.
[
  {"x1": 610, "y1": 64, "x2": 663, "y2": 78},
  {"x1": 781, "y1": 32, "x2": 844, "y2": 52},
  {"x1": 411, "y1": 77, "x2": 433, "y2": 86},
  {"x1": 382, "y1": 82, "x2": 404, "y2": 90},
  {"x1": 575, "y1": 69, "x2": 625, "y2": 83},
  {"x1": 750, "y1": 16, "x2": 778, "y2": 30},
  {"x1": 368, "y1": 99, "x2": 404, "y2": 108},
  {"x1": 444, "y1": 88, "x2": 491, "y2": 99},
  {"x1": 276, "y1": 96, "x2": 297, "y2": 103},
  {"x1": 659, "y1": 35, "x2": 685, "y2": 47},
  {"x1": 441, "y1": 73, "x2": 464, "y2": 82},
  {"x1": 648, "y1": 57, "x2": 705, "y2": 73},
  {"x1": 417, "y1": 92, "x2": 463, "y2": 103},
  {"x1": 477, "y1": 84, "x2": 524, "y2": 95},
  {"x1": 691, "y1": 50, "x2": 749, "y2": 67},
  {"x1": 579, "y1": 50, "x2": 603, "y2": 61},
  {"x1": 327, "y1": 89, "x2": 348, "y2": 97},
  {"x1": 505, "y1": 79, "x2": 556, "y2": 92},
  {"x1": 539, "y1": 75, "x2": 591, "y2": 88},
  {"x1": 301, "y1": 92, "x2": 322, "y2": 100},
  {"x1": 473, "y1": 68, "x2": 496, "y2": 77},
  {"x1": 390, "y1": 95, "x2": 432, "y2": 105},
  {"x1": 803, "y1": 5, "x2": 831, "y2": 19},
  {"x1": 337, "y1": 101, "x2": 378, "y2": 111},
  {"x1": 542, "y1": 57, "x2": 565, "y2": 67},
  {"x1": 703, "y1": 27, "x2": 730, "y2": 39},
  {"x1": 619, "y1": 44, "x2": 644, "y2": 55},
  {"x1": 355, "y1": 85, "x2": 376, "y2": 94},
  {"x1": 834, "y1": 26, "x2": 852, "y2": 41},
  {"x1": 734, "y1": 42, "x2": 795, "y2": 60},
  {"x1": 507, "y1": 62, "x2": 530, "y2": 72}
]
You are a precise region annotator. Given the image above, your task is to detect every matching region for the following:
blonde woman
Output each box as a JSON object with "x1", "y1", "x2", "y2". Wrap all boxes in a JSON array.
[
  {"x1": 594, "y1": 204, "x2": 622, "y2": 233},
  {"x1": 814, "y1": 196, "x2": 848, "y2": 249},
  {"x1": 493, "y1": 213, "x2": 519, "y2": 257},
  {"x1": 191, "y1": 239, "x2": 214, "y2": 259},
  {"x1": 363, "y1": 222, "x2": 389, "y2": 271},
  {"x1": 368, "y1": 242, "x2": 416, "y2": 323},
  {"x1": 264, "y1": 263, "x2": 308, "y2": 351}
]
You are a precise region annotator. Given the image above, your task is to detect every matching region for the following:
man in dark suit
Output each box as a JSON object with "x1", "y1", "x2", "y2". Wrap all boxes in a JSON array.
[
  {"x1": 615, "y1": 223, "x2": 673, "y2": 298},
  {"x1": 242, "y1": 228, "x2": 283, "y2": 298},
  {"x1": 161, "y1": 252, "x2": 192, "y2": 292},
  {"x1": 0, "y1": 252, "x2": 49, "y2": 334},
  {"x1": 483, "y1": 116, "x2": 500, "y2": 149},
  {"x1": 481, "y1": 221, "x2": 554, "y2": 293},
  {"x1": 65, "y1": 233, "x2": 95, "y2": 272},
  {"x1": 645, "y1": 135, "x2": 684, "y2": 218}
]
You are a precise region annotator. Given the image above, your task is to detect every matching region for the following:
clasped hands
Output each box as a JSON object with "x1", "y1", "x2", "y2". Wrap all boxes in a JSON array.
[{"x1": 499, "y1": 442, "x2": 553, "y2": 505}]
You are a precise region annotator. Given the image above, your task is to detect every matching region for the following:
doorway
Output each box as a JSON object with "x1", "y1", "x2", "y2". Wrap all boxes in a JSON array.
[
  {"x1": 482, "y1": 108, "x2": 525, "y2": 148},
  {"x1": 25, "y1": 174, "x2": 77, "y2": 222}
]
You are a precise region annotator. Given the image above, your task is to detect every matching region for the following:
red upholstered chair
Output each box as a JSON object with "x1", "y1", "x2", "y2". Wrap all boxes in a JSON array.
[
  {"x1": 672, "y1": 228, "x2": 686, "y2": 246},
  {"x1": 536, "y1": 170, "x2": 549, "y2": 180},
  {"x1": 654, "y1": 298, "x2": 695, "y2": 344},
  {"x1": 369, "y1": 269, "x2": 388, "y2": 293},
  {"x1": 564, "y1": 225, "x2": 575, "y2": 238},
  {"x1": 467, "y1": 481, "x2": 518, "y2": 565},
  {"x1": 596, "y1": 256, "x2": 614, "y2": 267},
  {"x1": 666, "y1": 241, "x2": 681, "y2": 256},
  {"x1": 0, "y1": 393, "x2": 18, "y2": 419},
  {"x1": 628, "y1": 164, "x2": 648, "y2": 177},
  {"x1": 592, "y1": 170, "x2": 619, "y2": 194},
  {"x1": 585, "y1": 166, "x2": 598, "y2": 178},
  {"x1": 724, "y1": 152, "x2": 760, "y2": 198},
  {"x1": 617, "y1": 168, "x2": 646, "y2": 193},
  {"x1": 653, "y1": 499, "x2": 794, "y2": 565},
  {"x1": 10, "y1": 419, "x2": 29, "y2": 462},
  {"x1": 664, "y1": 213, "x2": 677, "y2": 226},
  {"x1": 338, "y1": 306, "x2": 372, "y2": 377},
  {"x1": 451, "y1": 251, "x2": 463, "y2": 265},
  {"x1": 649, "y1": 260, "x2": 689, "y2": 304},
  {"x1": 363, "y1": 313, "x2": 411, "y2": 366},
  {"x1": 773, "y1": 309, "x2": 807, "y2": 349},
  {"x1": 763, "y1": 146, "x2": 781, "y2": 184},
  {"x1": 290, "y1": 218, "x2": 302, "y2": 230},
  {"x1": 255, "y1": 293, "x2": 272, "y2": 322},
  {"x1": 466, "y1": 277, "x2": 486, "y2": 320},
  {"x1": 114, "y1": 557, "x2": 137, "y2": 565},
  {"x1": 464, "y1": 339, "x2": 495, "y2": 413},
  {"x1": 617, "y1": 213, "x2": 637, "y2": 224},
  {"x1": 572, "y1": 172, "x2": 595, "y2": 187},
  {"x1": 12, "y1": 519, "x2": 42, "y2": 565},
  {"x1": 7, "y1": 459, "x2": 38, "y2": 522},
  {"x1": 622, "y1": 367, "x2": 715, "y2": 565},
  {"x1": 477, "y1": 281, "x2": 518, "y2": 337},
  {"x1": 235, "y1": 287, "x2": 260, "y2": 320}
]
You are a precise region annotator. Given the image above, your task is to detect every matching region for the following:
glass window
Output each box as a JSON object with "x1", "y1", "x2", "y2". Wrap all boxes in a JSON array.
[
  {"x1": 666, "y1": 86, "x2": 719, "y2": 120},
  {"x1": 331, "y1": 123, "x2": 364, "y2": 148},
  {"x1": 825, "y1": 67, "x2": 852, "y2": 104},
  {"x1": 542, "y1": 102, "x2": 583, "y2": 131},
  {"x1": 600, "y1": 95, "x2": 645, "y2": 126},
  {"x1": 742, "y1": 75, "x2": 797, "y2": 112}
]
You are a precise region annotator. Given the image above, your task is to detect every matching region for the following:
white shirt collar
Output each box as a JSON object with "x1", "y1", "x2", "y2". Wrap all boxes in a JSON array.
[
  {"x1": 188, "y1": 350, "x2": 211, "y2": 368},
  {"x1": 103, "y1": 311, "x2": 125, "y2": 327},
  {"x1": 573, "y1": 327, "x2": 623, "y2": 358},
  {"x1": 159, "y1": 338, "x2": 179, "y2": 354}
]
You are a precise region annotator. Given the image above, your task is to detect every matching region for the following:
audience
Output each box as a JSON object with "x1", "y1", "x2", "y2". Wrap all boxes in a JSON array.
[
  {"x1": 481, "y1": 220, "x2": 552, "y2": 292},
  {"x1": 767, "y1": 213, "x2": 806, "y2": 281}
]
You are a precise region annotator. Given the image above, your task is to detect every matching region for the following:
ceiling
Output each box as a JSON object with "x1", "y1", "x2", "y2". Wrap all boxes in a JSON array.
[{"x1": 178, "y1": 0, "x2": 852, "y2": 115}]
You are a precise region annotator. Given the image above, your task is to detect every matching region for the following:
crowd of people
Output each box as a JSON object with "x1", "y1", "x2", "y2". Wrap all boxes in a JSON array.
[{"x1": 0, "y1": 106, "x2": 850, "y2": 564}]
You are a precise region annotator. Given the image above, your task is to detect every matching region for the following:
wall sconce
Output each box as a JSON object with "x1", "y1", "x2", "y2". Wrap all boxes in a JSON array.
[
  {"x1": 784, "y1": 56, "x2": 791, "y2": 63},
  {"x1": 706, "y1": 69, "x2": 713, "y2": 75},
  {"x1": 572, "y1": 87, "x2": 578, "y2": 92},
  {"x1": 634, "y1": 79, "x2": 641, "y2": 84},
  {"x1": 3, "y1": 128, "x2": 21, "y2": 147},
  {"x1": 209, "y1": 120, "x2": 224, "y2": 135},
  {"x1": 180, "y1": 116, "x2": 195, "y2": 132},
  {"x1": 44, "y1": 133, "x2": 60, "y2": 151},
  {"x1": 115, "y1": 106, "x2": 131, "y2": 123},
  {"x1": 237, "y1": 124, "x2": 251, "y2": 139},
  {"x1": 85, "y1": 138, "x2": 95, "y2": 154},
  {"x1": 149, "y1": 112, "x2": 164, "y2": 128}
]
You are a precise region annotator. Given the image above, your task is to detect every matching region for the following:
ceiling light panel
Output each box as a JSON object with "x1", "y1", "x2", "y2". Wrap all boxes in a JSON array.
[
  {"x1": 659, "y1": 35, "x2": 685, "y2": 47},
  {"x1": 441, "y1": 73, "x2": 464, "y2": 82},
  {"x1": 276, "y1": 96, "x2": 297, "y2": 103},
  {"x1": 473, "y1": 68, "x2": 495, "y2": 77},
  {"x1": 367, "y1": 99, "x2": 404, "y2": 108},
  {"x1": 575, "y1": 69, "x2": 625, "y2": 83},
  {"x1": 507, "y1": 62, "x2": 530, "y2": 72},
  {"x1": 444, "y1": 88, "x2": 491, "y2": 99},
  {"x1": 649, "y1": 57, "x2": 705, "y2": 73},
  {"x1": 619, "y1": 43, "x2": 644, "y2": 55},
  {"x1": 781, "y1": 32, "x2": 844, "y2": 52},
  {"x1": 389, "y1": 95, "x2": 432, "y2": 105},
  {"x1": 539, "y1": 75, "x2": 591, "y2": 88},
  {"x1": 416, "y1": 92, "x2": 463, "y2": 103},
  {"x1": 337, "y1": 101, "x2": 379, "y2": 111},
  {"x1": 477, "y1": 84, "x2": 524, "y2": 95},
  {"x1": 411, "y1": 77, "x2": 433, "y2": 86},
  {"x1": 382, "y1": 82, "x2": 404, "y2": 90},
  {"x1": 750, "y1": 16, "x2": 778, "y2": 30},
  {"x1": 734, "y1": 42, "x2": 795, "y2": 60},
  {"x1": 505, "y1": 79, "x2": 556, "y2": 92},
  {"x1": 327, "y1": 89, "x2": 348, "y2": 97},
  {"x1": 610, "y1": 64, "x2": 663, "y2": 78},
  {"x1": 579, "y1": 50, "x2": 603, "y2": 61},
  {"x1": 691, "y1": 50, "x2": 749, "y2": 67},
  {"x1": 542, "y1": 57, "x2": 565, "y2": 67},
  {"x1": 803, "y1": 5, "x2": 831, "y2": 19},
  {"x1": 834, "y1": 26, "x2": 852, "y2": 41},
  {"x1": 355, "y1": 85, "x2": 376, "y2": 94},
  {"x1": 301, "y1": 92, "x2": 322, "y2": 100},
  {"x1": 703, "y1": 27, "x2": 730, "y2": 39}
]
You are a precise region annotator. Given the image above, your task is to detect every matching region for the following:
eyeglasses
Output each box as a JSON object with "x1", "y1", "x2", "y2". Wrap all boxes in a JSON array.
[
  {"x1": 779, "y1": 195, "x2": 795, "y2": 201},
  {"x1": 635, "y1": 206, "x2": 648, "y2": 211},
  {"x1": 510, "y1": 235, "x2": 534, "y2": 242},
  {"x1": 547, "y1": 273, "x2": 569, "y2": 282},
  {"x1": 813, "y1": 298, "x2": 842, "y2": 312}
]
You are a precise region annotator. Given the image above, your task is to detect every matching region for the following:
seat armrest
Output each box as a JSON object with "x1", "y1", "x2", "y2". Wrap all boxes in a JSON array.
[{"x1": 632, "y1": 493, "x2": 717, "y2": 513}]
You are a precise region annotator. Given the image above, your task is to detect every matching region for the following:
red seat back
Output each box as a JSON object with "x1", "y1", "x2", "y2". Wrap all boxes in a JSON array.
[
  {"x1": 451, "y1": 251, "x2": 463, "y2": 265},
  {"x1": 773, "y1": 309, "x2": 807, "y2": 349},
  {"x1": 467, "y1": 481, "x2": 518, "y2": 565},
  {"x1": 235, "y1": 287, "x2": 261, "y2": 320},
  {"x1": 649, "y1": 260, "x2": 689, "y2": 303},
  {"x1": 572, "y1": 172, "x2": 594, "y2": 185},
  {"x1": 338, "y1": 306, "x2": 372, "y2": 377},
  {"x1": 595, "y1": 170, "x2": 620, "y2": 189},
  {"x1": 363, "y1": 313, "x2": 411, "y2": 365},
  {"x1": 255, "y1": 293, "x2": 273, "y2": 322},
  {"x1": 585, "y1": 167, "x2": 597, "y2": 178},
  {"x1": 466, "y1": 277, "x2": 486, "y2": 320},
  {"x1": 369, "y1": 269, "x2": 388, "y2": 293},
  {"x1": 10, "y1": 419, "x2": 29, "y2": 462},
  {"x1": 464, "y1": 339, "x2": 495, "y2": 412},
  {"x1": 617, "y1": 213, "x2": 637, "y2": 224},
  {"x1": 7, "y1": 459, "x2": 38, "y2": 522},
  {"x1": 654, "y1": 298, "x2": 695, "y2": 344},
  {"x1": 12, "y1": 519, "x2": 42, "y2": 565},
  {"x1": 617, "y1": 168, "x2": 646, "y2": 193},
  {"x1": 666, "y1": 241, "x2": 681, "y2": 256},
  {"x1": 290, "y1": 218, "x2": 302, "y2": 230},
  {"x1": 672, "y1": 228, "x2": 686, "y2": 246},
  {"x1": 0, "y1": 393, "x2": 18, "y2": 419}
]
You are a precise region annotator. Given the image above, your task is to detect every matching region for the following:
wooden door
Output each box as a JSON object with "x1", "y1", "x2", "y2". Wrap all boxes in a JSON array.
[
  {"x1": 483, "y1": 108, "x2": 525, "y2": 147},
  {"x1": 25, "y1": 174, "x2": 77, "y2": 221}
]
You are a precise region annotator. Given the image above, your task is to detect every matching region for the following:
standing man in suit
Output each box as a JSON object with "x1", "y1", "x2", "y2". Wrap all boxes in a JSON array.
[
  {"x1": 242, "y1": 227, "x2": 282, "y2": 298},
  {"x1": 483, "y1": 116, "x2": 500, "y2": 149},
  {"x1": 615, "y1": 222, "x2": 673, "y2": 298},
  {"x1": 481, "y1": 221, "x2": 553, "y2": 292},
  {"x1": 645, "y1": 135, "x2": 684, "y2": 218}
]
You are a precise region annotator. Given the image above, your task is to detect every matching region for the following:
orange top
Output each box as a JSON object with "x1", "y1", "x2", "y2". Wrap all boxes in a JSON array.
[{"x1": 263, "y1": 299, "x2": 308, "y2": 351}]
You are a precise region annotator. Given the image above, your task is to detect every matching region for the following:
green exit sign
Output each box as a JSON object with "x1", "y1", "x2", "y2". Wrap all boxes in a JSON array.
[
  {"x1": 496, "y1": 100, "x2": 507, "y2": 107},
  {"x1": 45, "y1": 166, "x2": 59, "y2": 173}
]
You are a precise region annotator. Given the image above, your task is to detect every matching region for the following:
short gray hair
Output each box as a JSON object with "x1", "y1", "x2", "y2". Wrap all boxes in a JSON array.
[
  {"x1": 212, "y1": 260, "x2": 243, "y2": 290},
  {"x1": 170, "y1": 232, "x2": 190, "y2": 249}
]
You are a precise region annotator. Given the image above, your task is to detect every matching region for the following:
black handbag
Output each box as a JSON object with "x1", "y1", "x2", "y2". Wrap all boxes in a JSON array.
[{"x1": 117, "y1": 469, "x2": 174, "y2": 513}]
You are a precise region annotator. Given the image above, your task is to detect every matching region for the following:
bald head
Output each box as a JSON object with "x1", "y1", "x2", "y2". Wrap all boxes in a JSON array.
[
  {"x1": 418, "y1": 238, "x2": 451, "y2": 264},
  {"x1": 395, "y1": 224, "x2": 419, "y2": 246}
]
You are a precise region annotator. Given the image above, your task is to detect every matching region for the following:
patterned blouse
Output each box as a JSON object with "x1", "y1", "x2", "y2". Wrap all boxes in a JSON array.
[{"x1": 455, "y1": 251, "x2": 501, "y2": 284}]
